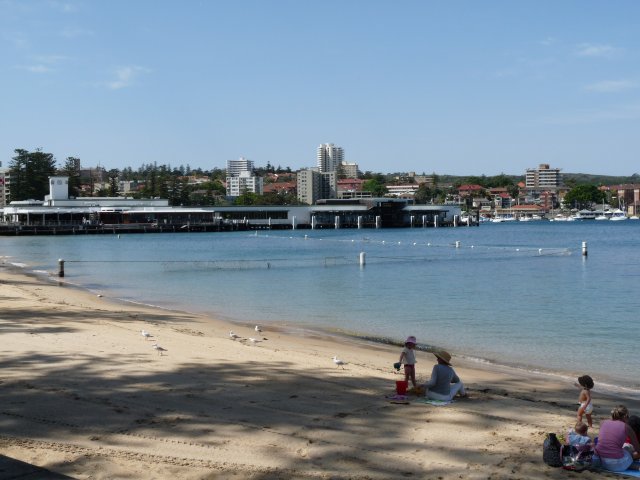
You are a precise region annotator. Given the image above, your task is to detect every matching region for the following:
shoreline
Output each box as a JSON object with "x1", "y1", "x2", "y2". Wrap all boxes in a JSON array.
[
  {"x1": 45, "y1": 261, "x2": 640, "y2": 396},
  {"x1": 11, "y1": 255, "x2": 640, "y2": 397},
  {"x1": 1, "y1": 260, "x2": 638, "y2": 478}
]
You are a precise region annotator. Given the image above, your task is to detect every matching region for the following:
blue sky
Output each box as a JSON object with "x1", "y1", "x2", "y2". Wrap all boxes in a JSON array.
[{"x1": 1, "y1": 1, "x2": 639, "y2": 176}]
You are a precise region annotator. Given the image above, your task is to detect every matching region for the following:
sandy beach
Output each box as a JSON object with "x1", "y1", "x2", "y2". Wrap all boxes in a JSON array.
[{"x1": 0, "y1": 262, "x2": 636, "y2": 479}]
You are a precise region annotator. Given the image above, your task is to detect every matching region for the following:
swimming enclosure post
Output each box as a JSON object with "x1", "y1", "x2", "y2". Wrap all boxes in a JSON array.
[
  {"x1": 357, "y1": 216, "x2": 362, "y2": 229},
  {"x1": 58, "y1": 258, "x2": 65, "y2": 277},
  {"x1": 375, "y1": 216, "x2": 381, "y2": 228},
  {"x1": 334, "y1": 216, "x2": 340, "y2": 229},
  {"x1": 582, "y1": 241, "x2": 588, "y2": 256},
  {"x1": 359, "y1": 252, "x2": 366, "y2": 267}
]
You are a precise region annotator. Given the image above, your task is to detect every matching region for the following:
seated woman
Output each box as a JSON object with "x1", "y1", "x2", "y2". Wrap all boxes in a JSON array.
[
  {"x1": 423, "y1": 350, "x2": 466, "y2": 401},
  {"x1": 594, "y1": 405, "x2": 640, "y2": 472}
]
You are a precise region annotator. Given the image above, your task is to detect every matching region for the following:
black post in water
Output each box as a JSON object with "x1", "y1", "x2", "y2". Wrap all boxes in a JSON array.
[{"x1": 58, "y1": 259, "x2": 65, "y2": 278}]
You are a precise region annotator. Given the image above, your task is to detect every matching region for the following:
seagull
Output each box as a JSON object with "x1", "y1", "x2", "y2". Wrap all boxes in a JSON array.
[
  {"x1": 249, "y1": 337, "x2": 261, "y2": 344},
  {"x1": 229, "y1": 331, "x2": 240, "y2": 340},
  {"x1": 141, "y1": 330, "x2": 152, "y2": 341},
  {"x1": 152, "y1": 343, "x2": 167, "y2": 356},
  {"x1": 333, "y1": 356, "x2": 346, "y2": 369},
  {"x1": 255, "y1": 325, "x2": 262, "y2": 334}
]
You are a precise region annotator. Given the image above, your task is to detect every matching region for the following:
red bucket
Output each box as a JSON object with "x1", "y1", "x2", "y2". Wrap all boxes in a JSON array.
[{"x1": 395, "y1": 380, "x2": 408, "y2": 395}]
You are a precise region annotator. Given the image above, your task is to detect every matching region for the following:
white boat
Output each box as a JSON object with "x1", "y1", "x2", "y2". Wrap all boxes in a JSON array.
[
  {"x1": 609, "y1": 209, "x2": 628, "y2": 221},
  {"x1": 594, "y1": 213, "x2": 609, "y2": 221},
  {"x1": 630, "y1": 216, "x2": 639, "y2": 220},
  {"x1": 550, "y1": 213, "x2": 570, "y2": 222},
  {"x1": 572, "y1": 210, "x2": 596, "y2": 220}
]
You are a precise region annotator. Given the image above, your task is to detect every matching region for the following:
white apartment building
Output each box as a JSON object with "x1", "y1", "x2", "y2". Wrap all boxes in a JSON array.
[
  {"x1": 297, "y1": 168, "x2": 337, "y2": 205},
  {"x1": 317, "y1": 144, "x2": 344, "y2": 173},
  {"x1": 525, "y1": 164, "x2": 562, "y2": 191},
  {"x1": 226, "y1": 157, "x2": 255, "y2": 177},
  {"x1": 225, "y1": 157, "x2": 263, "y2": 197},
  {"x1": 227, "y1": 170, "x2": 264, "y2": 197}
]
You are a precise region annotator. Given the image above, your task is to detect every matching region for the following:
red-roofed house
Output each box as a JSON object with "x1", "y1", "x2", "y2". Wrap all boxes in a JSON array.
[{"x1": 458, "y1": 184, "x2": 484, "y2": 197}]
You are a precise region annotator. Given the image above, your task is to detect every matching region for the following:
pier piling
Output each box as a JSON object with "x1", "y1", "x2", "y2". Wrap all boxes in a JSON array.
[{"x1": 58, "y1": 259, "x2": 65, "y2": 278}]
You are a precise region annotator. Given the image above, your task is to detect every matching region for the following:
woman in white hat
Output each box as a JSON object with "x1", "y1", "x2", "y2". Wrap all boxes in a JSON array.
[{"x1": 423, "y1": 350, "x2": 467, "y2": 401}]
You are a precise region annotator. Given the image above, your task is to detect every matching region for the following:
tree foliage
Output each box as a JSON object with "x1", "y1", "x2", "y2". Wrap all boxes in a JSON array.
[
  {"x1": 563, "y1": 184, "x2": 606, "y2": 209},
  {"x1": 9, "y1": 149, "x2": 57, "y2": 201},
  {"x1": 58, "y1": 156, "x2": 82, "y2": 197},
  {"x1": 362, "y1": 177, "x2": 388, "y2": 197}
]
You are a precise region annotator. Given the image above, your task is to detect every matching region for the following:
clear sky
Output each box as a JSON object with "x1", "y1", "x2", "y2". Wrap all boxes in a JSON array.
[{"x1": 2, "y1": 1, "x2": 639, "y2": 176}]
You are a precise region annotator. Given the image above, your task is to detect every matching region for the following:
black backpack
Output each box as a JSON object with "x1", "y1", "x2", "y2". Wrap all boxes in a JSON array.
[{"x1": 542, "y1": 433, "x2": 562, "y2": 467}]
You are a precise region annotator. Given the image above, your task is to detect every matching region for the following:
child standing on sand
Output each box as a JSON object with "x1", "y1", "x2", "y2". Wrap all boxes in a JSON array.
[
  {"x1": 576, "y1": 375, "x2": 594, "y2": 427},
  {"x1": 398, "y1": 336, "x2": 417, "y2": 388}
]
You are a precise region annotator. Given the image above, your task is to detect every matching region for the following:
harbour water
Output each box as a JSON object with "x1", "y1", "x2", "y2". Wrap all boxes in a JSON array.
[{"x1": 2, "y1": 221, "x2": 640, "y2": 392}]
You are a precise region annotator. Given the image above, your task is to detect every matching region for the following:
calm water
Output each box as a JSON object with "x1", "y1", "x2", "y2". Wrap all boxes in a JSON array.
[{"x1": 2, "y1": 221, "x2": 640, "y2": 390}]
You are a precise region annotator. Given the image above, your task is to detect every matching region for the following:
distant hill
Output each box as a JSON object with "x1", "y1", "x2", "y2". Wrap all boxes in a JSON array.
[{"x1": 562, "y1": 173, "x2": 640, "y2": 186}]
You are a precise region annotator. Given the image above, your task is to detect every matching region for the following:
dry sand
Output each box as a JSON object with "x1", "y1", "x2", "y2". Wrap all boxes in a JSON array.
[{"x1": 0, "y1": 262, "x2": 636, "y2": 479}]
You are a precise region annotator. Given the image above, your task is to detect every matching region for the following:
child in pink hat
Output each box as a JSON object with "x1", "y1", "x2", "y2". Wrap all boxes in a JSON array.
[{"x1": 398, "y1": 336, "x2": 418, "y2": 389}]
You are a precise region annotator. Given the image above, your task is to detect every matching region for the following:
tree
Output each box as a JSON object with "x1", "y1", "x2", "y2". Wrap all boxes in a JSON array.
[
  {"x1": 562, "y1": 184, "x2": 605, "y2": 209},
  {"x1": 59, "y1": 156, "x2": 82, "y2": 197},
  {"x1": 414, "y1": 184, "x2": 433, "y2": 204},
  {"x1": 235, "y1": 191, "x2": 259, "y2": 205},
  {"x1": 108, "y1": 169, "x2": 120, "y2": 196},
  {"x1": 9, "y1": 148, "x2": 57, "y2": 201},
  {"x1": 362, "y1": 178, "x2": 388, "y2": 197}
]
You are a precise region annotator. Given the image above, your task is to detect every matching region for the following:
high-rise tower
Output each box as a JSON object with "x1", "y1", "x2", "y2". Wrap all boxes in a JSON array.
[{"x1": 316, "y1": 143, "x2": 344, "y2": 173}]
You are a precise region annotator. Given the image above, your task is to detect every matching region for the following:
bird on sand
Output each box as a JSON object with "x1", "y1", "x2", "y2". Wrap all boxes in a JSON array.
[
  {"x1": 249, "y1": 337, "x2": 261, "y2": 344},
  {"x1": 141, "y1": 330, "x2": 152, "y2": 340},
  {"x1": 152, "y1": 343, "x2": 167, "y2": 356},
  {"x1": 255, "y1": 325, "x2": 262, "y2": 334},
  {"x1": 229, "y1": 331, "x2": 240, "y2": 340},
  {"x1": 333, "y1": 356, "x2": 346, "y2": 369}
]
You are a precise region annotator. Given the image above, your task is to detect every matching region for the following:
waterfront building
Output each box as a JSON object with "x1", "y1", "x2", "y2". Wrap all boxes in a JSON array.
[
  {"x1": 609, "y1": 184, "x2": 640, "y2": 216},
  {"x1": 317, "y1": 144, "x2": 344, "y2": 173},
  {"x1": 0, "y1": 176, "x2": 461, "y2": 232}
]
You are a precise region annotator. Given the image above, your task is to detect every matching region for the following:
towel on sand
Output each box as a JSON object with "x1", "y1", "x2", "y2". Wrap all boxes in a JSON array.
[{"x1": 609, "y1": 462, "x2": 640, "y2": 477}]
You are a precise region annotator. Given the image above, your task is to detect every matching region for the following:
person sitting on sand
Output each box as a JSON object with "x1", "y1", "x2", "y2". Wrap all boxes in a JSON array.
[
  {"x1": 594, "y1": 405, "x2": 640, "y2": 472},
  {"x1": 568, "y1": 421, "x2": 592, "y2": 446},
  {"x1": 423, "y1": 350, "x2": 467, "y2": 401},
  {"x1": 624, "y1": 415, "x2": 640, "y2": 458}
]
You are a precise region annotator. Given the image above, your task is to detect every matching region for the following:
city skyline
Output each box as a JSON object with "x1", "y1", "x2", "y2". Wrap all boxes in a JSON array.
[{"x1": 2, "y1": 1, "x2": 640, "y2": 176}]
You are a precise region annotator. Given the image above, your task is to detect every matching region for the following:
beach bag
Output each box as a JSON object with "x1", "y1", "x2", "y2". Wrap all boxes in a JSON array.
[
  {"x1": 561, "y1": 444, "x2": 594, "y2": 471},
  {"x1": 542, "y1": 433, "x2": 562, "y2": 467}
]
